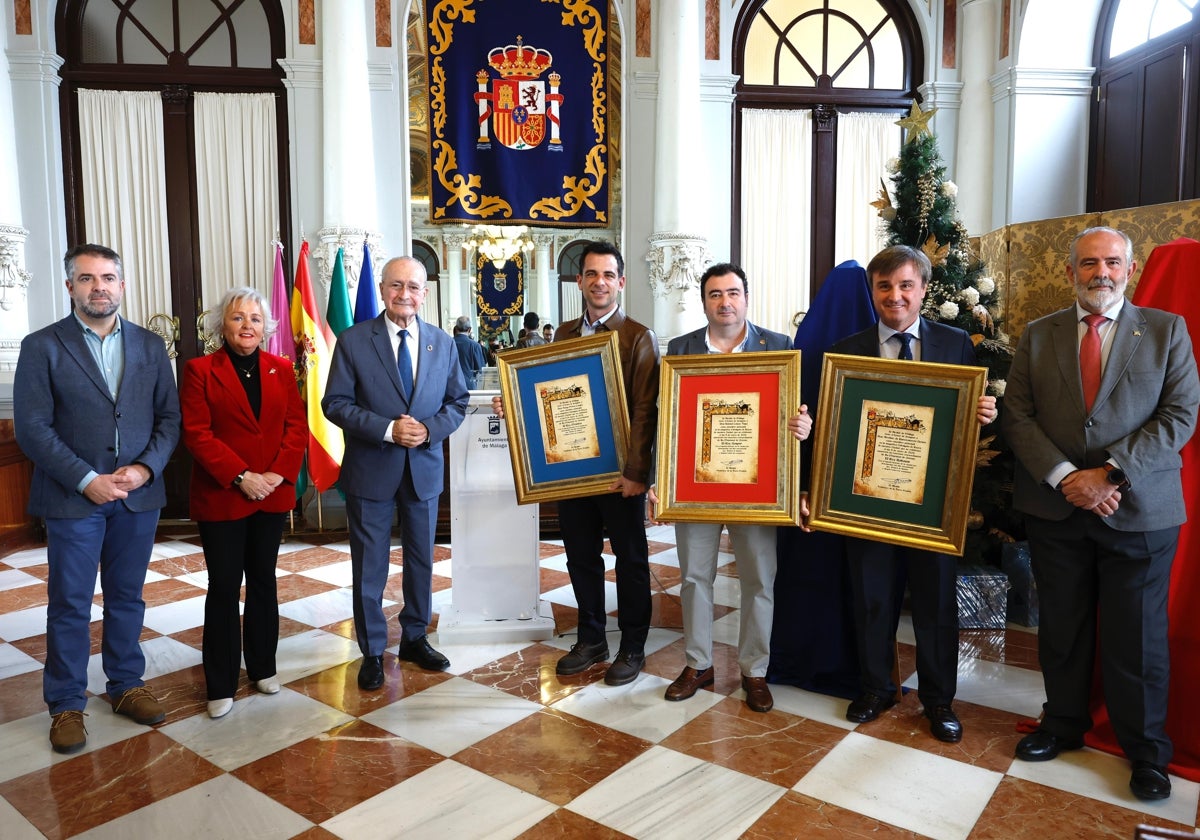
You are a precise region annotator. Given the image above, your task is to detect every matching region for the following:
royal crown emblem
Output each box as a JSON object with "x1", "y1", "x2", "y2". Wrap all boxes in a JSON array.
[{"x1": 474, "y1": 36, "x2": 564, "y2": 151}]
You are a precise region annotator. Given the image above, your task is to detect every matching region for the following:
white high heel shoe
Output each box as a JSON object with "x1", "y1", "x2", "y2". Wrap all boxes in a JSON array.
[
  {"x1": 255, "y1": 675, "x2": 280, "y2": 695},
  {"x1": 207, "y1": 698, "x2": 233, "y2": 719}
]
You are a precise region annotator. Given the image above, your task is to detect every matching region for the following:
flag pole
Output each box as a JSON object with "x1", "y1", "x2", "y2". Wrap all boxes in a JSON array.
[{"x1": 316, "y1": 489, "x2": 324, "y2": 531}]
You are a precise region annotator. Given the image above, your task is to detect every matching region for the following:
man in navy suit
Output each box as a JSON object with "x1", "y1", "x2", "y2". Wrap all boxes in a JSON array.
[
  {"x1": 14, "y1": 244, "x2": 181, "y2": 754},
  {"x1": 829, "y1": 245, "x2": 996, "y2": 743},
  {"x1": 655, "y1": 263, "x2": 811, "y2": 713},
  {"x1": 452, "y1": 315, "x2": 486, "y2": 389},
  {"x1": 323, "y1": 256, "x2": 468, "y2": 690},
  {"x1": 1004, "y1": 227, "x2": 1200, "y2": 801}
]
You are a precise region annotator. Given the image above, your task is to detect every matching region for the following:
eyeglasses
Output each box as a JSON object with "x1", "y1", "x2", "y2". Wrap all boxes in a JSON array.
[{"x1": 384, "y1": 282, "x2": 426, "y2": 294}]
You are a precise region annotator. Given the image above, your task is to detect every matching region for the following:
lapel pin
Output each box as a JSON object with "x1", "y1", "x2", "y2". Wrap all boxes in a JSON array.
[{"x1": 1133, "y1": 330, "x2": 1142, "y2": 337}]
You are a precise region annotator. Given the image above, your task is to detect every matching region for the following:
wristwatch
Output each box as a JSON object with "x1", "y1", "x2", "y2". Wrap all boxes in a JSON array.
[
  {"x1": 233, "y1": 470, "x2": 247, "y2": 486},
  {"x1": 1103, "y1": 464, "x2": 1129, "y2": 488}
]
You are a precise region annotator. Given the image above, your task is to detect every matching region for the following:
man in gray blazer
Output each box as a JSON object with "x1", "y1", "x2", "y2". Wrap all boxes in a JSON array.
[
  {"x1": 323, "y1": 256, "x2": 468, "y2": 691},
  {"x1": 14, "y1": 244, "x2": 181, "y2": 754},
  {"x1": 829, "y1": 245, "x2": 996, "y2": 744},
  {"x1": 656, "y1": 263, "x2": 811, "y2": 714},
  {"x1": 1004, "y1": 227, "x2": 1200, "y2": 801}
]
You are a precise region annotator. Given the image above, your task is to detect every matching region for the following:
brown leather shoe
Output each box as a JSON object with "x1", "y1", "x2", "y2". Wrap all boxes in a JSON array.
[
  {"x1": 665, "y1": 666, "x2": 715, "y2": 701},
  {"x1": 742, "y1": 675, "x2": 774, "y2": 712},
  {"x1": 49, "y1": 710, "x2": 87, "y2": 754},
  {"x1": 109, "y1": 685, "x2": 165, "y2": 725}
]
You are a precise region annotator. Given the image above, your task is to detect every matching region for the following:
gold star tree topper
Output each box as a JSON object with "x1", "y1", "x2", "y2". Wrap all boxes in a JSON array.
[{"x1": 896, "y1": 101, "x2": 937, "y2": 142}]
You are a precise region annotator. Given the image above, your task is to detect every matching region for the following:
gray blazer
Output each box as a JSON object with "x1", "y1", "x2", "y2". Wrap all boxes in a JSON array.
[
  {"x1": 14, "y1": 315, "x2": 181, "y2": 518},
  {"x1": 322, "y1": 314, "x2": 468, "y2": 502},
  {"x1": 666, "y1": 321, "x2": 792, "y2": 356},
  {"x1": 1003, "y1": 301, "x2": 1200, "y2": 531}
]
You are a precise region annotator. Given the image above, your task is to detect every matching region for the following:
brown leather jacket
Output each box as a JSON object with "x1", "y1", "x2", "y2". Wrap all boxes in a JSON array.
[{"x1": 555, "y1": 307, "x2": 660, "y2": 485}]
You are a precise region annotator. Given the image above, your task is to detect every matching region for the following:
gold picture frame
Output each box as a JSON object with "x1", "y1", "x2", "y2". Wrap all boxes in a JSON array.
[
  {"x1": 808, "y1": 353, "x2": 986, "y2": 555},
  {"x1": 497, "y1": 331, "x2": 630, "y2": 504},
  {"x1": 655, "y1": 350, "x2": 802, "y2": 525}
]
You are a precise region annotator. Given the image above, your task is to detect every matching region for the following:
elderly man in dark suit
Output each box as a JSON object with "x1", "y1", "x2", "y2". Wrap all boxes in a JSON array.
[
  {"x1": 323, "y1": 256, "x2": 468, "y2": 691},
  {"x1": 14, "y1": 243, "x2": 181, "y2": 754},
  {"x1": 829, "y1": 245, "x2": 996, "y2": 744},
  {"x1": 1004, "y1": 227, "x2": 1200, "y2": 801},
  {"x1": 655, "y1": 262, "x2": 811, "y2": 714}
]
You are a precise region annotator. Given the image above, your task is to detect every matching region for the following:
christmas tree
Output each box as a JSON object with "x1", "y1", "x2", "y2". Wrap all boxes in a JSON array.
[
  {"x1": 875, "y1": 101, "x2": 1018, "y2": 562},
  {"x1": 876, "y1": 102, "x2": 1010, "y2": 377}
]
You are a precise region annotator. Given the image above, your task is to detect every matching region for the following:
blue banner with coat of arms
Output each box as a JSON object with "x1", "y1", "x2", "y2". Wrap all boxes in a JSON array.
[
  {"x1": 475, "y1": 254, "x2": 525, "y2": 319},
  {"x1": 424, "y1": 0, "x2": 609, "y2": 227}
]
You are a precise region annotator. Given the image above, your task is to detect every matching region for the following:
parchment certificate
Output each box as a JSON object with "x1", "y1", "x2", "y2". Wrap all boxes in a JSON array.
[
  {"x1": 851, "y1": 400, "x2": 933, "y2": 504},
  {"x1": 535, "y1": 374, "x2": 601, "y2": 464},
  {"x1": 694, "y1": 393, "x2": 760, "y2": 484}
]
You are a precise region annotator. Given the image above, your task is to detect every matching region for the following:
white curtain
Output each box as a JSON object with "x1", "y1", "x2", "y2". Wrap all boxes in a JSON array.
[
  {"x1": 835, "y1": 111, "x2": 901, "y2": 268},
  {"x1": 741, "y1": 109, "x2": 812, "y2": 336},
  {"x1": 193, "y1": 92, "x2": 279, "y2": 322},
  {"x1": 77, "y1": 89, "x2": 172, "y2": 327}
]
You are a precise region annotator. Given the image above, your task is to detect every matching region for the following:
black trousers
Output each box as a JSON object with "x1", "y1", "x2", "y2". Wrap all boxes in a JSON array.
[
  {"x1": 558, "y1": 492, "x2": 651, "y2": 651},
  {"x1": 198, "y1": 512, "x2": 287, "y2": 699},
  {"x1": 845, "y1": 538, "x2": 959, "y2": 707},
  {"x1": 1025, "y1": 510, "x2": 1177, "y2": 765}
]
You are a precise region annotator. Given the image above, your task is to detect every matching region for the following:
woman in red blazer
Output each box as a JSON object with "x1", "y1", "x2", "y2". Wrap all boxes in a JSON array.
[{"x1": 181, "y1": 287, "x2": 307, "y2": 719}]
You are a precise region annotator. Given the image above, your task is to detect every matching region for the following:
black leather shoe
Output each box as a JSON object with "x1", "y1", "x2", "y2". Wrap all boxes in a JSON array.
[
  {"x1": 357, "y1": 655, "x2": 384, "y2": 690},
  {"x1": 397, "y1": 636, "x2": 450, "y2": 671},
  {"x1": 846, "y1": 693, "x2": 896, "y2": 723},
  {"x1": 556, "y1": 640, "x2": 609, "y2": 675},
  {"x1": 604, "y1": 649, "x2": 645, "y2": 686},
  {"x1": 925, "y1": 704, "x2": 963, "y2": 743},
  {"x1": 1014, "y1": 729, "x2": 1084, "y2": 761},
  {"x1": 1129, "y1": 761, "x2": 1171, "y2": 801},
  {"x1": 665, "y1": 666, "x2": 715, "y2": 701}
]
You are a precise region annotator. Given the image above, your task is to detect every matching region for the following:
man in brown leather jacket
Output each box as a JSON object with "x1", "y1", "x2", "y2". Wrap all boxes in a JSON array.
[{"x1": 552, "y1": 240, "x2": 660, "y2": 686}]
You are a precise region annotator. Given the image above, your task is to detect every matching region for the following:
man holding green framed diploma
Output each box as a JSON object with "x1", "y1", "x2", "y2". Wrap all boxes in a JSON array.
[{"x1": 825, "y1": 246, "x2": 997, "y2": 743}]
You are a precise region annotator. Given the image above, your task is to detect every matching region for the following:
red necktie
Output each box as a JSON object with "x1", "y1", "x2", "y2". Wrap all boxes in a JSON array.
[{"x1": 1080, "y1": 314, "x2": 1106, "y2": 412}]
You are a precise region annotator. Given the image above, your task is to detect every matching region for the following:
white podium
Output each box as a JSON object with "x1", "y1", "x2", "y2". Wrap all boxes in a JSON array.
[{"x1": 437, "y1": 392, "x2": 555, "y2": 644}]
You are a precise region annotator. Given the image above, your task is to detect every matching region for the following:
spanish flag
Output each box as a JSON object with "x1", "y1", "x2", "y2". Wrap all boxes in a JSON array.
[{"x1": 290, "y1": 241, "x2": 343, "y2": 490}]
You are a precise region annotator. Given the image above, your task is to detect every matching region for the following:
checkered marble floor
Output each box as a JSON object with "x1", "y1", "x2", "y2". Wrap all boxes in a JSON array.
[{"x1": 1, "y1": 524, "x2": 1197, "y2": 839}]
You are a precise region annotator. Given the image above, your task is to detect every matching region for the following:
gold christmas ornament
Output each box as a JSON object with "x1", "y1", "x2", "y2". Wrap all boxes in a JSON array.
[
  {"x1": 870, "y1": 179, "x2": 892, "y2": 215},
  {"x1": 921, "y1": 234, "x2": 950, "y2": 267}
]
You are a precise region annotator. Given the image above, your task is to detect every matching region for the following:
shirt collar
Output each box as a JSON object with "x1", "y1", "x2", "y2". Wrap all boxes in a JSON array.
[
  {"x1": 704, "y1": 323, "x2": 749, "y2": 353},
  {"x1": 582, "y1": 306, "x2": 617, "y2": 331},
  {"x1": 877, "y1": 319, "x2": 918, "y2": 345},
  {"x1": 73, "y1": 312, "x2": 122, "y2": 339},
  {"x1": 1074, "y1": 299, "x2": 1124, "y2": 322}
]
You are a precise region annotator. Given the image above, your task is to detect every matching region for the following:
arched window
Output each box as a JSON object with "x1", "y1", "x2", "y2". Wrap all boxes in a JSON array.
[
  {"x1": 1109, "y1": 0, "x2": 1199, "y2": 58},
  {"x1": 556, "y1": 239, "x2": 592, "y2": 325},
  {"x1": 57, "y1": 0, "x2": 290, "y2": 366},
  {"x1": 733, "y1": 0, "x2": 921, "y2": 333},
  {"x1": 411, "y1": 240, "x2": 442, "y2": 326},
  {"x1": 1091, "y1": 0, "x2": 1200, "y2": 209}
]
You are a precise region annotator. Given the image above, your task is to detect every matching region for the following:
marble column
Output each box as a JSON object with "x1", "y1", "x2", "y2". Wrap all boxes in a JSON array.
[
  {"x1": 444, "y1": 233, "x2": 467, "y2": 324},
  {"x1": 315, "y1": 0, "x2": 380, "y2": 294},
  {"x1": 0, "y1": 30, "x2": 30, "y2": 377},
  {"x1": 955, "y1": 0, "x2": 998, "y2": 234},
  {"x1": 532, "y1": 234, "x2": 554, "y2": 326},
  {"x1": 645, "y1": 0, "x2": 709, "y2": 342}
]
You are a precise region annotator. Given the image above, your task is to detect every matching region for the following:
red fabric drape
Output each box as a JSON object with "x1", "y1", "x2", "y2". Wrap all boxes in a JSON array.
[{"x1": 1085, "y1": 237, "x2": 1200, "y2": 782}]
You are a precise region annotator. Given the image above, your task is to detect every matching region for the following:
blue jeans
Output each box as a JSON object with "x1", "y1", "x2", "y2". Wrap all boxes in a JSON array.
[{"x1": 43, "y1": 503, "x2": 159, "y2": 714}]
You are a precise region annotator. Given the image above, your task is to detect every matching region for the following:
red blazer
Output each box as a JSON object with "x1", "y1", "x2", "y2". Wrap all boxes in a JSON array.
[{"x1": 181, "y1": 349, "x2": 307, "y2": 521}]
